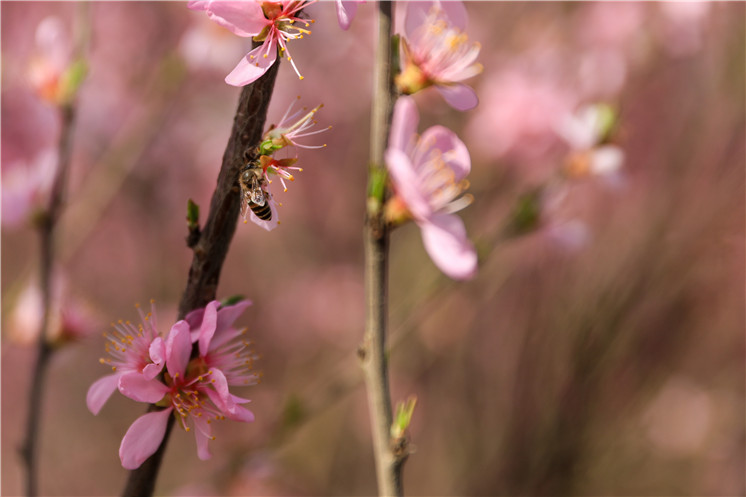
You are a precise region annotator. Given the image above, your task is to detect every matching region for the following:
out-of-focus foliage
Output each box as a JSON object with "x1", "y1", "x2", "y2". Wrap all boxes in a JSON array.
[{"x1": 1, "y1": 2, "x2": 743, "y2": 496}]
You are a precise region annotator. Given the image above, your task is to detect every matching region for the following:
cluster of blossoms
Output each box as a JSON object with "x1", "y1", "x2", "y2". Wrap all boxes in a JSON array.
[
  {"x1": 383, "y1": 1, "x2": 482, "y2": 280},
  {"x1": 86, "y1": 299, "x2": 258, "y2": 469}
]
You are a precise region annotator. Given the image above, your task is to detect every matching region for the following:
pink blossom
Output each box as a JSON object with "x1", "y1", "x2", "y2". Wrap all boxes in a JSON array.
[
  {"x1": 27, "y1": 16, "x2": 73, "y2": 104},
  {"x1": 335, "y1": 0, "x2": 362, "y2": 30},
  {"x1": 467, "y1": 68, "x2": 577, "y2": 165},
  {"x1": 555, "y1": 104, "x2": 624, "y2": 179},
  {"x1": 117, "y1": 300, "x2": 257, "y2": 469},
  {"x1": 397, "y1": 1, "x2": 482, "y2": 111},
  {"x1": 188, "y1": 0, "x2": 316, "y2": 86},
  {"x1": 1, "y1": 149, "x2": 57, "y2": 228},
  {"x1": 385, "y1": 96, "x2": 477, "y2": 280},
  {"x1": 7, "y1": 274, "x2": 97, "y2": 346},
  {"x1": 86, "y1": 302, "x2": 166, "y2": 416},
  {"x1": 656, "y1": 2, "x2": 711, "y2": 58}
]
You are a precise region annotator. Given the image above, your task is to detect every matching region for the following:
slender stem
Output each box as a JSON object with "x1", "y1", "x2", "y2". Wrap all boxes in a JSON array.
[
  {"x1": 361, "y1": 2, "x2": 404, "y2": 496},
  {"x1": 18, "y1": 1, "x2": 90, "y2": 488},
  {"x1": 19, "y1": 100, "x2": 76, "y2": 497},
  {"x1": 120, "y1": 59, "x2": 280, "y2": 497}
]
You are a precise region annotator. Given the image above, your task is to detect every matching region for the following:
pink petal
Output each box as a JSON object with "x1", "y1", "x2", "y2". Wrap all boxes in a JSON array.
[
  {"x1": 187, "y1": 0, "x2": 210, "y2": 10},
  {"x1": 435, "y1": 83, "x2": 479, "y2": 111},
  {"x1": 405, "y1": 1, "x2": 467, "y2": 37},
  {"x1": 439, "y1": 0, "x2": 468, "y2": 30},
  {"x1": 203, "y1": 1, "x2": 267, "y2": 37},
  {"x1": 215, "y1": 300, "x2": 251, "y2": 335},
  {"x1": 389, "y1": 96, "x2": 419, "y2": 153},
  {"x1": 86, "y1": 374, "x2": 120, "y2": 415},
  {"x1": 118, "y1": 372, "x2": 169, "y2": 403},
  {"x1": 385, "y1": 148, "x2": 432, "y2": 221},
  {"x1": 198, "y1": 301, "x2": 220, "y2": 357},
  {"x1": 143, "y1": 337, "x2": 166, "y2": 380},
  {"x1": 224, "y1": 403, "x2": 255, "y2": 423},
  {"x1": 419, "y1": 213, "x2": 477, "y2": 280},
  {"x1": 336, "y1": 0, "x2": 358, "y2": 30},
  {"x1": 191, "y1": 415, "x2": 213, "y2": 460},
  {"x1": 185, "y1": 307, "x2": 205, "y2": 342},
  {"x1": 590, "y1": 145, "x2": 624, "y2": 176},
  {"x1": 207, "y1": 367, "x2": 231, "y2": 405},
  {"x1": 418, "y1": 125, "x2": 471, "y2": 180},
  {"x1": 119, "y1": 408, "x2": 173, "y2": 470},
  {"x1": 225, "y1": 43, "x2": 277, "y2": 87},
  {"x1": 404, "y1": 2, "x2": 432, "y2": 39},
  {"x1": 166, "y1": 320, "x2": 192, "y2": 379}
]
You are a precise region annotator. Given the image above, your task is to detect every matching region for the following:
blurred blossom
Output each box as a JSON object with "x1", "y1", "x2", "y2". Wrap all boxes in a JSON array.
[
  {"x1": 577, "y1": 48, "x2": 628, "y2": 99},
  {"x1": 397, "y1": 1, "x2": 482, "y2": 111},
  {"x1": 87, "y1": 300, "x2": 257, "y2": 469},
  {"x1": 577, "y1": 2, "x2": 645, "y2": 50},
  {"x1": 555, "y1": 104, "x2": 624, "y2": 180},
  {"x1": 335, "y1": 0, "x2": 362, "y2": 31},
  {"x1": 642, "y1": 376, "x2": 713, "y2": 456},
  {"x1": 656, "y1": 2, "x2": 712, "y2": 57},
  {"x1": 467, "y1": 68, "x2": 577, "y2": 165},
  {"x1": 385, "y1": 96, "x2": 477, "y2": 280},
  {"x1": 6, "y1": 273, "x2": 97, "y2": 346},
  {"x1": 27, "y1": 16, "x2": 73, "y2": 104},
  {"x1": 575, "y1": 3, "x2": 646, "y2": 99},
  {"x1": 1, "y1": 149, "x2": 57, "y2": 228},
  {"x1": 545, "y1": 218, "x2": 591, "y2": 252},
  {"x1": 188, "y1": 0, "x2": 316, "y2": 85},
  {"x1": 179, "y1": 14, "x2": 246, "y2": 72}
]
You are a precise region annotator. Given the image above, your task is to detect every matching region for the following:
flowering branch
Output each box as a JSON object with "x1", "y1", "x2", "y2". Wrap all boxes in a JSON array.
[
  {"x1": 20, "y1": 6, "x2": 90, "y2": 495},
  {"x1": 120, "y1": 58, "x2": 280, "y2": 497},
  {"x1": 360, "y1": 2, "x2": 406, "y2": 496}
]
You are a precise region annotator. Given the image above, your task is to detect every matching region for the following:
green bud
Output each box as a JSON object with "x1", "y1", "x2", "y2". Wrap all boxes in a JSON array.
[
  {"x1": 367, "y1": 166, "x2": 388, "y2": 204},
  {"x1": 186, "y1": 198, "x2": 200, "y2": 228},
  {"x1": 594, "y1": 103, "x2": 618, "y2": 144},
  {"x1": 58, "y1": 58, "x2": 88, "y2": 104},
  {"x1": 391, "y1": 396, "x2": 417, "y2": 439}
]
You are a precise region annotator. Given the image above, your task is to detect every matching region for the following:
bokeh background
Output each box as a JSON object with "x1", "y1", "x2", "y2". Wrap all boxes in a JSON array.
[{"x1": 2, "y1": 2, "x2": 744, "y2": 496}]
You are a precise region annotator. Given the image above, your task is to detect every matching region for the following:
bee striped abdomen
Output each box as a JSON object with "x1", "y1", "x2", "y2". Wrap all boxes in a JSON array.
[{"x1": 250, "y1": 201, "x2": 272, "y2": 221}]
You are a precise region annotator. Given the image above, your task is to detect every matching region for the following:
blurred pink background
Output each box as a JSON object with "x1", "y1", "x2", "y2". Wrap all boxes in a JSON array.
[{"x1": 2, "y1": 2, "x2": 744, "y2": 496}]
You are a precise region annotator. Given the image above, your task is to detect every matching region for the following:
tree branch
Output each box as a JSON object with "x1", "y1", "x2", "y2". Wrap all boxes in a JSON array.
[
  {"x1": 360, "y1": 2, "x2": 405, "y2": 496},
  {"x1": 121, "y1": 61, "x2": 280, "y2": 497}
]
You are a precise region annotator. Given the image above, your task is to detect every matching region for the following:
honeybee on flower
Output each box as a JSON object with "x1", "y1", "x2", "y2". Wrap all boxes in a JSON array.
[{"x1": 240, "y1": 99, "x2": 329, "y2": 231}]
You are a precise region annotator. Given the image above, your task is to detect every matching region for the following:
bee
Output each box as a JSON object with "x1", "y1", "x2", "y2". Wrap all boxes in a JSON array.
[{"x1": 239, "y1": 161, "x2": 272, "y2": 221}]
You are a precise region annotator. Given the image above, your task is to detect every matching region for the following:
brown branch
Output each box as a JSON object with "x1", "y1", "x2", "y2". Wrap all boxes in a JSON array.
[
  {"x1": 360, "y1": 2, "x2": 406, "y2": 496},
  {"x1": 121, "y1": 61, "x2": 280, "y2": 497}
]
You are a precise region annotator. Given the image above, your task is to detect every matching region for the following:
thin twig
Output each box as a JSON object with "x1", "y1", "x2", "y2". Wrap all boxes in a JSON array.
[
  {"x1": 19, "y1": 3, "x2": 90, "y2": 493},
  {"x1": 19, "y1": 101, "x2": 76, "y2": 497},
  {"x1": 120, "y1": 59, "x2": 280, "y2": 497},
  {"x1": 360, "y1": 2, "x2": 404, "y2": 496}
]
